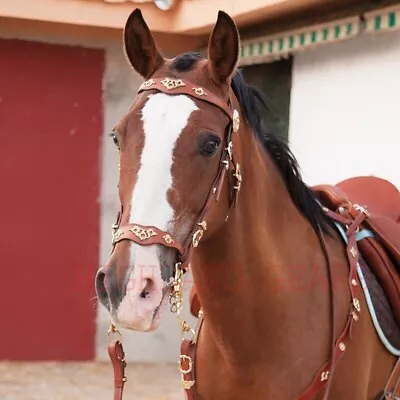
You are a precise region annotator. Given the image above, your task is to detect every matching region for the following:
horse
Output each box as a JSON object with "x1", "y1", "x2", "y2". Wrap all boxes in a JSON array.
[{"x1": 95, "y1": 8, "x2": 400, "y2": 400}]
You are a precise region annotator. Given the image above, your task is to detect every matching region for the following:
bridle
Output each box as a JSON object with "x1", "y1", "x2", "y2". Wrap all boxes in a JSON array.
[
  {"x1": 106, "y1": 76, "x2": 243, "y2": 400},
  {"x1": 110, "y1": 76, "x2": 242, "y2": 281}
]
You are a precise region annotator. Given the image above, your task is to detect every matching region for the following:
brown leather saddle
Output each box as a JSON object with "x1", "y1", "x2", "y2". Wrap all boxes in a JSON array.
[
  {"x1": 314, "y1": 176, "x2": 400, "y2": 327},
  {"x1": 190, "y1": 176, "x2": 400, "y2": 327}
]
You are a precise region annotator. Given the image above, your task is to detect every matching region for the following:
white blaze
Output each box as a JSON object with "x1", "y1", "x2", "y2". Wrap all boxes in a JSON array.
[{"x1": 116, "y1": 92, "x2": 198, "y2": 331}]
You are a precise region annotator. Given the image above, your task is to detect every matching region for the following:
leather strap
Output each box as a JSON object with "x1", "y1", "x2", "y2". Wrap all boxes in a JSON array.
[
  {"x1": 180, "y1": 204, "x2": 369, "y2": 400},
  {"x1": 108, "y1": 340, "x2": 127, "y2": 400},
  {"x1": 383, "y1": 357, "x2": 400, "y2": 399},
  {"x1": 112, "y1": 223, "x2": 184, "y2": 255}
]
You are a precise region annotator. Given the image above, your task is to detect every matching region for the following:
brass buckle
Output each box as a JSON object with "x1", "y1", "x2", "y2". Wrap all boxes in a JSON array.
[{"x1": 107, "y1": 323, "x2": 122, "y2": 343}]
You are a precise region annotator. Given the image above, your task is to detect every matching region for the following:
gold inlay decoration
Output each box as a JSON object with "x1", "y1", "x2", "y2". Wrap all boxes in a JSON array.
[
  {"x1": 233, "y1": 109, "x2": 240, "y2": 133},
  {"x1": 192, "y1": 221, "x2": 207, "y2": 248},
  {"x1": 129, "y1": 226, "x2": 157, "y2": 241},
  {"x1": 192, "y1": 87, "x2": 207, "y2": 96},
  {"x1": 320, "y1": 370, "x2": 329, "y2": 382},
  {"x1": 112, "y1": 229, "x2": 123, "y2": 243},
  {"x1": 163, "y1": 234, "x2": 174, "y2": 244},
  {"x1": 353, "y1": 298, "x2": 361, "y2": 313},
  {"x1": 161, "y1": 78, "x2": 185, "y2": 90},
  {"x1": 140, "y1": 79, "x2": 155, "y2": 90},
  {"x1": 233, "y1": 163, "x2": 242, "y2": 192}
]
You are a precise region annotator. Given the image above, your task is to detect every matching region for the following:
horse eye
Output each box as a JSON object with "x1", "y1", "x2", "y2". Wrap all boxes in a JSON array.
[
  {"x1": 110, "y1": 132, "x2": 120, "y2": 149},
  {"x1": 199, "y1": 135, "x2": 220, "y2": 157}
]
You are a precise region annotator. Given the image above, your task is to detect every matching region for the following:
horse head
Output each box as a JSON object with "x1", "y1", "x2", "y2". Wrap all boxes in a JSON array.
[{"x1": 95, "y1": 8, "x2": 243, "y2": 332}]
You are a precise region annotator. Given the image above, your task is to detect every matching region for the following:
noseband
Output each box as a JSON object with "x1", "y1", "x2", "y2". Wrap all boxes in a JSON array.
[{"x1": 110, "y1": 77, "x2": 242, "y2": 276}]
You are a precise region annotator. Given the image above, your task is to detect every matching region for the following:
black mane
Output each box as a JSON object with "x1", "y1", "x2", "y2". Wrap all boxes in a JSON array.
[{"x1": 172, "y1": 52, "x2": 333, "y2": 235}]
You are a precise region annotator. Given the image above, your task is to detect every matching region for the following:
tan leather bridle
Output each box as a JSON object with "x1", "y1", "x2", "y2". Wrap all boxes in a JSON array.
[{"x1": 110, "y1": 77, "x2": 242, "y2": 278}]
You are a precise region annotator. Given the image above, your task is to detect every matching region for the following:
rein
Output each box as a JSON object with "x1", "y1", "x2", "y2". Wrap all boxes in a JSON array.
[{"x1": 105, "y1": 77, "x2": 371, "y2": 400}]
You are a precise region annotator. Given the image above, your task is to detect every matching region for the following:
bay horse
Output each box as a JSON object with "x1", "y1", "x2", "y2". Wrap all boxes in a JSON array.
[{"x1": 95, "y1": 8, "x2": 400, "y2": 400}]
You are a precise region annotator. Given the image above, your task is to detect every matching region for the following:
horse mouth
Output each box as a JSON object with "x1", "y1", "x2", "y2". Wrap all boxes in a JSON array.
[{"x1": 150, "y1": 287, "x2": 171, "y2": 329}]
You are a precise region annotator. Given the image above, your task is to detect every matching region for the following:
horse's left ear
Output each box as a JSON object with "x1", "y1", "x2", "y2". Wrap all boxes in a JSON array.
[
  {"x1": 207, "y1": 11, "x2": 240, "y2": 84},
  {"x1": 123, "y1": 8, "x2": 164, "y2": 79}
]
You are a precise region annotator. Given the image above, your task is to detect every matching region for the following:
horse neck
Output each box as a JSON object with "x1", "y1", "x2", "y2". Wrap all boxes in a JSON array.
[{"x1": 190, "y1": 125, "x2": 336, "y2": 367}]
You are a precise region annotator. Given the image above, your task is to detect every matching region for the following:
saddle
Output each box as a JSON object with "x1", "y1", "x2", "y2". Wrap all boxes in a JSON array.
[
  {"x1": 189, "y1": 176, "x2": 400, "y2": 327},
  {"x1": 314, "y1": 176, "x2": 400, "y2": 327}
]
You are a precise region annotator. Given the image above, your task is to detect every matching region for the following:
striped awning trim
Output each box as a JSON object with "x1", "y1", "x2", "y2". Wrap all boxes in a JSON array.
[
  {"x1": 239, "y1": 16, "x2": 361, "y2": 66},
  {"x1": 365, "y1": 4, "x2": 400, "y2": 33}
]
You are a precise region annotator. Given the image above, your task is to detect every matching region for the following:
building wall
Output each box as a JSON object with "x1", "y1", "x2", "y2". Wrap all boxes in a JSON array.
[
  {"x1": 0, "y1": 22, "x2": 194, "y2": 363},
  {"x1": 289, "y1": 29, "x2": 400, "y2": 190},
  {"x1": 0, "y1": 37, "x2": 103, "y2": 361}
]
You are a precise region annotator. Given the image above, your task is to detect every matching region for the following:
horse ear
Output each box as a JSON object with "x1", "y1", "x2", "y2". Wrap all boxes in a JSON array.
[
  {"x1": 207, "y1": 11, "x2": 240, "y2": 84},
  {"x1": 123, "y1": 8, "x2": 164, "y2": 79}
]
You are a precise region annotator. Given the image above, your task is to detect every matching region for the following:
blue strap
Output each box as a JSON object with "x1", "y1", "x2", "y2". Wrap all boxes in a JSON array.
[{"x1": 355, "y1": 229, "x2": 374, "y2": 242}]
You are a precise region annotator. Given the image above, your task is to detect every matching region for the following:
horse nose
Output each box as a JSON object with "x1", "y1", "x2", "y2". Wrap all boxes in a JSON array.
[
  {"x1": 95, "y1": 269, "x2": 109, "y2": 310},
  {"x1": 95, "y1": 267, "x2": 120, "y2": 311}
]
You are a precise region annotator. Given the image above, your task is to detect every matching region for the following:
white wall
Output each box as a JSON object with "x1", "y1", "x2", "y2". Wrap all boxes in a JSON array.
[{"x1": 289, "y1": 29, "x2": 400, "y2": 190}]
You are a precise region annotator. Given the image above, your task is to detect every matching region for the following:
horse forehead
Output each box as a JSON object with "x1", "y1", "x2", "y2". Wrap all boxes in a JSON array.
[
  {"x1": 140, "y1": 92, "x2": 198, "y2": 141},
  {"x1": 134, "y1": 92, "x2": 199, "y2": 176},
  {"x1": 127, "y1": 92, "x2": 199, "y2": 227}
]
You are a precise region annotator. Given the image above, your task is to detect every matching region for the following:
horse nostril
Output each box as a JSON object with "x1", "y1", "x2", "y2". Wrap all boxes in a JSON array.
[
  {"x1": 95, "y1": 270, "x2": 110, "y2": 310},
  {"x1": 139, "y1": 278, "x2": 152, "y2": 299}
]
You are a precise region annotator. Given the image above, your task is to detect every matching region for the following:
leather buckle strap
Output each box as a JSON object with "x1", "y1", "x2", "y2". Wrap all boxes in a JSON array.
[
  {"x1": 108, "y1": 325, "x2": 127, "y2": 400},
  {"x1": 383, "y1": 356, "x2": 400, "y2": 398}
]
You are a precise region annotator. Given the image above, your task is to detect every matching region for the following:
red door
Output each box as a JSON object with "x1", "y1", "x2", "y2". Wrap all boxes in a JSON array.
[{"x1": 0, "y1": 39, "x2": 104, "y2": 360}]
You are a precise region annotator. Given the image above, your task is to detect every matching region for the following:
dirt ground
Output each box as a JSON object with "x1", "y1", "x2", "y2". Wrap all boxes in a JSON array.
[{"x1": 0, "y1": 361, "x2": 184, "y2": 400}]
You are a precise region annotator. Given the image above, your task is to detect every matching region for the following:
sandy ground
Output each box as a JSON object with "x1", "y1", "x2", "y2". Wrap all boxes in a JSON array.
[{"x1": 0, "y1": 361, "x2": 184, "y2": 400}]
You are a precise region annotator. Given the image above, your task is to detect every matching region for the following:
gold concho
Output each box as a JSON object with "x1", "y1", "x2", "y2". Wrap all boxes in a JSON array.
[
  {"x1": 112, "y1": 229, "x2": 123, "y2": 243},
  {"x1": 233, "y1": 109, "x2": 240, "y2": 133},
  {"x1": 181, "y1": 378, "x2": 195, "y2": 390},
  {"x1": 233, "y1": 163, "x2": 242, "y2": 192},
  {"x1": 163, "y1": 234, "x2": 174, "y2": 244},
  {"x1": 129, "y1": 226, "x2": 157, "y2": 241},
  {"x1": 139, "y1": 79, "x2": 155, "y2": 90},
  {"x1": 353, "y1": 298, "x2": 361, "y2": 313},
  {"x1": 192, "y1": 87, "x2": 207, "y2": 96},
  {"x1": 192, "y1": 229, "x2": 203, "y2": 248},
  {"x1": 198, "y1": 221, "x2": 207, "y2": 231},
  {"x1": 161, "y1": 78, "x2": 185, "y2": 90},
  {"x1": 320, "y1": 370, "x2": 329, "y2": 382}
]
